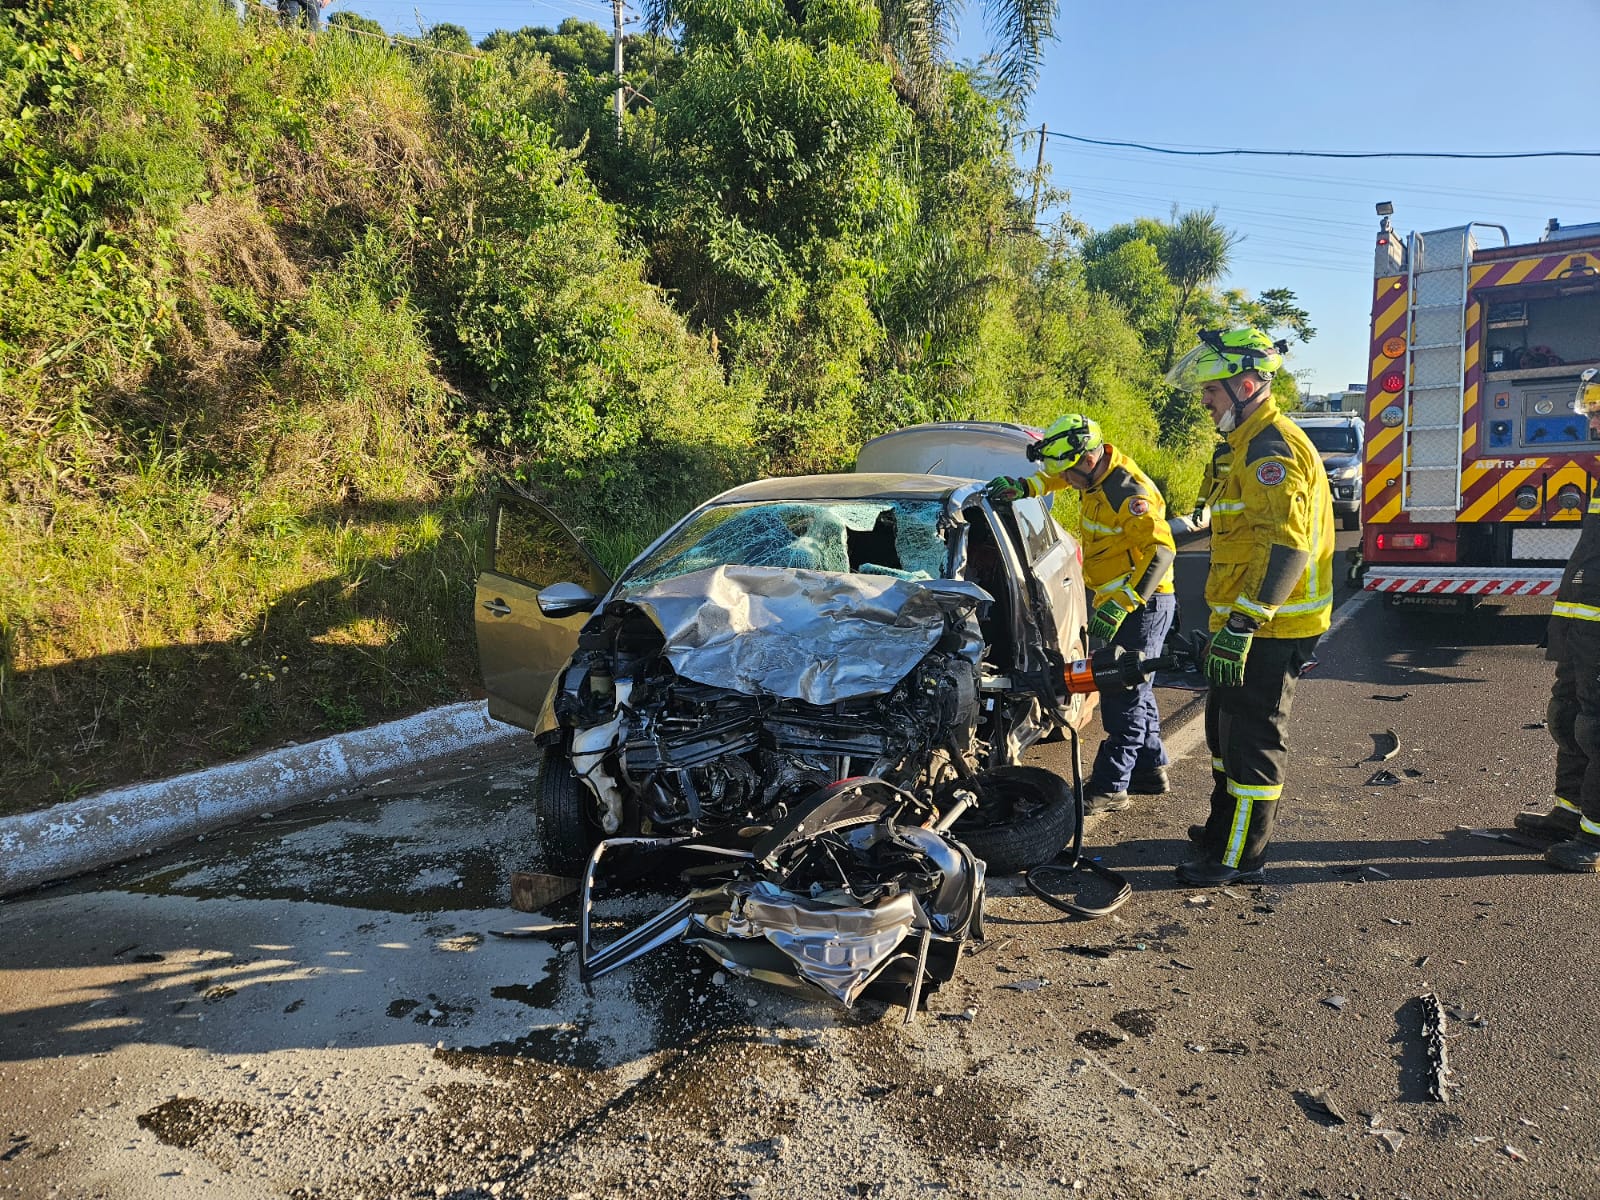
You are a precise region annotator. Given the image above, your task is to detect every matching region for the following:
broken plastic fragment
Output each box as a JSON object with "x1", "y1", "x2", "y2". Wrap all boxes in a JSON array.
[
  {"x1": 1321, "y1": 995, "x2": 1347, "y2": 1011},
  {"x1": 1370, "y1": 1129, "x2": 1405, "y2": 1153},
  {"x1": 1503, "y1": 1145, "x2": 1526, "y2": 1162},
  {"x1": 1300, "y1": 1089, "x2": 1346, "y2": 1124},
  {"x1": 999, "y1": 978, "x2": 1048, "y2": 992}
]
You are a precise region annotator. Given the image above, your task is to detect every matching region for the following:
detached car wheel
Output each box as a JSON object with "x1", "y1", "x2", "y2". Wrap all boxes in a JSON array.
[
  {"x1": 537, "y1": 750, "x2": 602, "y2": 875},
  {"x1": 949, "y1": 765, "x2": 1077, "y2": 876}
]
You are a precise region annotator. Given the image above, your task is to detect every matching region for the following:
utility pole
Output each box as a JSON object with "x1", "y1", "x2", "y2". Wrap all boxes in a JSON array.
[
  {"x1": 612, "y1": 0, "x2": 625, "y2": 143},
  {"x1": 1029, "y1": 123, "x2": 1047, "y2": 222}
]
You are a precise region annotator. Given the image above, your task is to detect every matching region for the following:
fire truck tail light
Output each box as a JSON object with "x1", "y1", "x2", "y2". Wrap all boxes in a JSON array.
[
  {"x1": 1376, "y1": 532, "x2": 1433, "y2": 551},
  {"x1": 1381, "y1": 371, "x2": 1405, "y2": 393}
]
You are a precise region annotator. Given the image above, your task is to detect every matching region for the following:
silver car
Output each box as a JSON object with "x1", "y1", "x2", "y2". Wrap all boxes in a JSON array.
[{"x1": 476, "y1": 442, "x2": 1092, "y2": 876}]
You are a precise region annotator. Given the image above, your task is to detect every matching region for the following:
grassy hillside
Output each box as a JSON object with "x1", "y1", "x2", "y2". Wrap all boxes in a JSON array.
[
  {"x1": 0, "y1": 0, "x2": 745, "y2": 809},
  {"x1": 2, "y1": 0, "x2": 1308, "y2": 812}
]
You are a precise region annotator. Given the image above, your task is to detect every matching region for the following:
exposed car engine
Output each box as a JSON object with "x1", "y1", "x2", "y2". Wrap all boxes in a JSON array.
[{"x1": 554, "y1": 596, "x2": 983, "y2": 835}]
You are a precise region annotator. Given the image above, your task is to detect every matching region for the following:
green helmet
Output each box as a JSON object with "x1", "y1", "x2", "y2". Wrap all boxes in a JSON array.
[
  {"x1": 1027, "y1": 414, "x2": 1103, "y2": 474},
  {"x1": 1166, "y1": 328, "x2": 1287, "y2": 390}
]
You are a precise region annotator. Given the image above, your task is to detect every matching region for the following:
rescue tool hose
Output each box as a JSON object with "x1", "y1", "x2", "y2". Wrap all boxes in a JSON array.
[{"x1": 1022, "y1": 727, "x2": 1132, "y2": 919}]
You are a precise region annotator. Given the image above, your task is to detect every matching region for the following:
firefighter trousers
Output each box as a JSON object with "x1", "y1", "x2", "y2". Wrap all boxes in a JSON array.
[
  {"x1": 1088, "y1": 592, "x2": 1176, "y2": 795},
  {"x1": 1198, "y1": 635, "x2": 1319, "y2": 870},
  {"x1": 1548, "y1": 621, "x2": 1600, "y2": 831}
]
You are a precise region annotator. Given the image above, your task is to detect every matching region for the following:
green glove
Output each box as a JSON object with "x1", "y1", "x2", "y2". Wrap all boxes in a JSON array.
[
  {"x1": 1205, "y1": 623, "x2": 1254, "y2": 688},
  {"x1": 986, "y1": 475, "x2": 1025, "y2": 502},
  {"x1": 1087, "y1": 600, "x2": 1128, "y2": 642}
]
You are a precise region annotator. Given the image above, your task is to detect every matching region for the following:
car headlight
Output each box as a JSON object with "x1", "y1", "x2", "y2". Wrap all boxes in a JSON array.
[{"x1": 1329, "y1": 465, "x2": 1360, "y2": 481}]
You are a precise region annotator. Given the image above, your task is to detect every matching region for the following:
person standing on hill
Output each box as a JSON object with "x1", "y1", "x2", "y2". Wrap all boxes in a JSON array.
[
  {"x1": 278, "y1": 0, "x2": 329, "y2": 34},
  {"x1": 987, "y1": 414, "x2": 1178, "y2": 814},
  {"x1": 1165, "y1": 328, "x2": 1333, "y2": 886}
]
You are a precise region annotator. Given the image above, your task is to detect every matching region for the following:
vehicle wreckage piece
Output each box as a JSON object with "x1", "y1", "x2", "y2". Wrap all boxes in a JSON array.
[
  {"x1": 579, "y1": 778, "x2": 984, "y2": 1011},
  {"x1": 1419, "y1": 992, "x2": 1455, "y2": 1102}
]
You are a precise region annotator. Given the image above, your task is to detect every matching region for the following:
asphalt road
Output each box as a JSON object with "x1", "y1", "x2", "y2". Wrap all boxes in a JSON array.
[{"x1": 5, "y1": 526, "x2": 1594, "y2": 1200}]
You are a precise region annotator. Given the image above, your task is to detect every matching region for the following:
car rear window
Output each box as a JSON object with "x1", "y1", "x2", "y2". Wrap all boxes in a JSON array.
[
  {"x1": 623, "y1": 500, "x2": 950, "y2": 588},
  {"x1": 1302, "y1": 424, "x2": 1360, "y2": 454}
]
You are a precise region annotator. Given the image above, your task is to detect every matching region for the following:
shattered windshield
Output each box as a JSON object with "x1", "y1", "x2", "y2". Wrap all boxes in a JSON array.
[{"x1": 623, "y1": 499, "x2": 950, "y2": 589}]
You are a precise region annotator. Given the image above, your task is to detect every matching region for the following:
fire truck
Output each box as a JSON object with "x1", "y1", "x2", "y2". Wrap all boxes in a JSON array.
[{"x1": 1358, "y1": 205, "x2": 1599, "y2": 605}]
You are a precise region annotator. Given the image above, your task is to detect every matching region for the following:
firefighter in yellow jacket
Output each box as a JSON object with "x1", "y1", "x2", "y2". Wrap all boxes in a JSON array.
[
  {"x1": 988, "y1": 415, "x2": 1178, "y2": 813},
  {"x1": 1166, "y1": 328, "x2": 1334, "y2": 886}
]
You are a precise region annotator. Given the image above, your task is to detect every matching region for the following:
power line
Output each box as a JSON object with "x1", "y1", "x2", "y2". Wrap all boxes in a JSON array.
[{"x1": 1044, "y1": 130, "x2": 1600, "y2": 161}]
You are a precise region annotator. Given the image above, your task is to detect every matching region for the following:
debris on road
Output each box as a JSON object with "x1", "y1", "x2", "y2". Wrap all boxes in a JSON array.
[
  {"x1": 489, "y1": 922, "x2": 581, "y2": 941},
  {"x1": 1459, "y1": 825, "x2": 1548, "y2": 851},
  {"x1": 509, "y1": 871, "x2": 578, "y2": 912},
  {"x1": 1298, "y1": 1089, "x2": 1347, "y2": 1124},
  {"x1": 998, "y1": 977, "x2": 1049, "y2": 992},
  {"x1": 1368, "y1": 1128, "x2": 1405, "y2": 1153},
  {"x1": 1419, "y1": 993, "x2": 1455, "y2": 1102},
  {"x1": 1503, "y1": 1145, "x2": 1527, "y2": 1162},
  {"x1": 1076, "y1": 1029, "x2": 1127, "y2": 1051},
  {"x1": 1320, "y1": 995, "x2": 1347, "y2": 1011},
  {"x1": 1372, "y1": 729, "x2": 1401, "y2": 761},
  {"x1": 1365, "y1": 769, "x2": 1403, "y2": 787},
  {"x1": 1371, "y1": 692, "x2": 1412, "y2": 702}
]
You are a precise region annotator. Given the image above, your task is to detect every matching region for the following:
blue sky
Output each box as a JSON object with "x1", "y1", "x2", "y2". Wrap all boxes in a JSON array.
[{"x1": 333, "y1": 0, "x2": 1600, "y2": 394}]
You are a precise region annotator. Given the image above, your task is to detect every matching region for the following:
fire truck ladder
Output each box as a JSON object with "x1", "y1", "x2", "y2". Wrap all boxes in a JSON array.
[{"x1": 1400, "y1": 223, "x2": 1508, "y2": 520}]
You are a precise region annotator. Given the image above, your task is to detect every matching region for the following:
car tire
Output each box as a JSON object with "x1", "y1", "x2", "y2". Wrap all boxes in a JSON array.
[
  {"x1": 537, "y1": 750, "x2": 602, "y2": 876},
  {"x1": 948, "y1": 765, "x2": 1078, "y2": 876},
  {"x1": 1340, "y1": 511, "x2": 1359, "y2": 531}
]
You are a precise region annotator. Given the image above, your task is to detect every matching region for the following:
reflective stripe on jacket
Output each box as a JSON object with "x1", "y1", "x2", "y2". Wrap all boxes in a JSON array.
[
  {"x1": 1025, "y1": 444, "x2": 1177, "y2": 609},
  {"x1": 1205, "y1": 397, "x2": 1335, "y2": 638}
]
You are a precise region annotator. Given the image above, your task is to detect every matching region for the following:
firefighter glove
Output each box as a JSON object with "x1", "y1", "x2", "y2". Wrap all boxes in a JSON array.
[
  {"x1": 1205, "y1": 623, "x2": 1254, "y2": 688},
  {"x1": 986, "y1": 475, "x2": 1024, "y2": 502},
  {"x1": 1087, "y1": 600, "x2": 1128, "y2": 643}
]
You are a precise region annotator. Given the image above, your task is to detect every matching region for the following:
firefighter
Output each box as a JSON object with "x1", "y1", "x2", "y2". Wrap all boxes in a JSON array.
[
  {"x1": 1166, "y1": 328, "x2": 1334, "y2": 886},
  {"x1": 1519, "y1": 371, "x2": 1600, "y2": 872},
  {"x1": 987, "y1": 414, "x2": 1178, "y2": 812}
]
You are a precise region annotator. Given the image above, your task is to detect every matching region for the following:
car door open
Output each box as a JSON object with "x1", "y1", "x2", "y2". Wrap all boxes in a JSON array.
[{"x1": 473, "y1": 494, "x2": 612, "y2": 734}]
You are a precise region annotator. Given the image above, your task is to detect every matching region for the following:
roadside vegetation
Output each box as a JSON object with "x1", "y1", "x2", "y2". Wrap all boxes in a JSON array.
[{"x1": 0, "y1": 0, "x2": 1313, "y2": 810}]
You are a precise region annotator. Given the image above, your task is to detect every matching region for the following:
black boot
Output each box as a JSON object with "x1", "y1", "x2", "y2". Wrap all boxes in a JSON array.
[
  {"x1": 1515, "y1": 806, "x2": 1581, "y2": 840},
  {"x1": 1129, "y1": 766, "x2": 1170, "y2": 795},
  {"x1": 1085, "y1": 790, "x2": 1132, "y2": 815},
  {"x1": 1175, "y1": 857, "x2": 1266, "y2": 887}
]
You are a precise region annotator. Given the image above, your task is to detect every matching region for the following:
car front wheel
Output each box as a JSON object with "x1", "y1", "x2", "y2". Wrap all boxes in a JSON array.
[
  {"x1": 948, "y1": 765, "x2": 1078, "y2": 875},
  {"x1": 536, "y1": 750, "x2": 603, "y2": 876}
]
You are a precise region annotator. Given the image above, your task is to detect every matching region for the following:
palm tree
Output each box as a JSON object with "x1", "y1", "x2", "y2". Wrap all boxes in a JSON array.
[
  {"x1": 641, "y1": 0, "x2": 1058, "y2": 106},
  {"x1": 1160, "y1": 208, "x2": 1240, "y2": 371}
]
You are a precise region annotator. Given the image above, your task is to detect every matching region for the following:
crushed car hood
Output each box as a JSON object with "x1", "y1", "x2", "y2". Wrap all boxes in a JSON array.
[{"x1": 616, "y1": 565, "x2": 988, "y2": 705}]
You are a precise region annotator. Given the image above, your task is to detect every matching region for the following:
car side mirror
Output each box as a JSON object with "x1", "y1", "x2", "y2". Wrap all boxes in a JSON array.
[{"x1": 536, "y1": 581, "x2": 600, "y2": 619}]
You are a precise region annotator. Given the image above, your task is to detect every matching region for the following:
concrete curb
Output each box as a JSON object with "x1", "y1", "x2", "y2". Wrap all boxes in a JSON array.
[{"x1": 0, "y1": 701, "x2": 531, "y2": 897}]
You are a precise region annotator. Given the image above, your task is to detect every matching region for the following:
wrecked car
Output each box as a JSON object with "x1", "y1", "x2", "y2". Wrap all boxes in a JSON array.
[
  {"x1": 475, "y1": 447, "x2": 1092, "y2": 877},
  {"x1": 578, "y1": 776, "x2": 988, "y2": 1012}
]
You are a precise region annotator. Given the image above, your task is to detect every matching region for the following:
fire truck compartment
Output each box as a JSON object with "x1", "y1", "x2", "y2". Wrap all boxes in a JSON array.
[
  {"x1": 1512, "y1": 526, "x2": 1581, "y2": 562},
  {"x1": 1482, "y1": 378, "x2": 1596, "y2": 452},
  {"x1": 1483, "y1": 291, "x2": 1600, "y2": 377}
]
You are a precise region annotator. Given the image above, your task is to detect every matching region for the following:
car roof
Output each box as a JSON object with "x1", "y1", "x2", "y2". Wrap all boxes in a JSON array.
[{"x1": 710, "y1": 472, "x2": 969, "y2": 504}]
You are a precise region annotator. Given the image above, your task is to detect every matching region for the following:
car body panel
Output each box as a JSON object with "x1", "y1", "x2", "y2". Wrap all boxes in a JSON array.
[
  {"x1": 854, "y1": 421, "x2": 1043, "y2": 484},
  {"x1": 474, "y1": 495, "x2": 612, "y2": 734}
]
